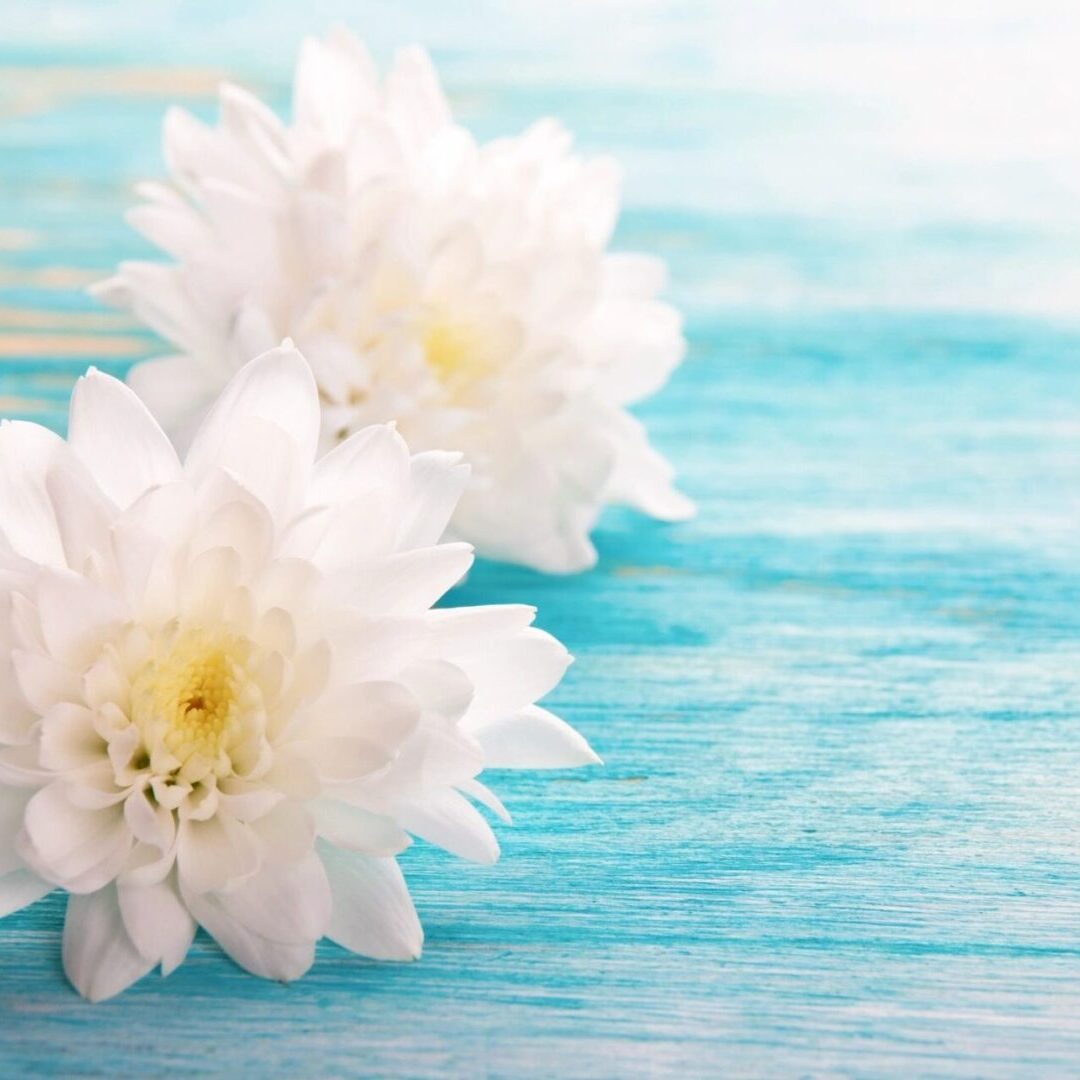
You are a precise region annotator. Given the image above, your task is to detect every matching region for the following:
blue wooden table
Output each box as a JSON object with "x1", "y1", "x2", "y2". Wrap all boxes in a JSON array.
[{"x1": 4, "y1": 3, "x2": 1080, "y2": 1075}]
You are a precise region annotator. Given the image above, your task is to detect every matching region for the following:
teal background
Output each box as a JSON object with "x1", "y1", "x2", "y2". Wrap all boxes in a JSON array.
[{"x1": 4, "y1": 2, "x2": 1080, "y2": 1075}]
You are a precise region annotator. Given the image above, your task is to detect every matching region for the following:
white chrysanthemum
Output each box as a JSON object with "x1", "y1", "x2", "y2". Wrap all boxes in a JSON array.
[
  {"x1": 0, "y1": 343, "x2": 596, "y2": 1002},
  {"x1": 96, "y1": 28, "x2": 693, "y2": 573}
]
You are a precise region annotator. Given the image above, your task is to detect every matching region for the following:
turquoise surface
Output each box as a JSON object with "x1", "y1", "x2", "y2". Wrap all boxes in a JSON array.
[{"x1": 3, "y1": 3, "x2": 1080, "y2": 1075}]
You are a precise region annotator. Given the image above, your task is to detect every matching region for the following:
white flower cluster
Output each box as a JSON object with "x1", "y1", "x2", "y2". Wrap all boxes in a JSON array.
[
  {"x1": 0, "y1": 348, "x2": 597, "y2": 1000},
  {"x1": 0, "y1": 28, "x2": 691, "y2": 1001},
  {"x1": 98, "y1": 28, "x2": 692, "y2": 573}
]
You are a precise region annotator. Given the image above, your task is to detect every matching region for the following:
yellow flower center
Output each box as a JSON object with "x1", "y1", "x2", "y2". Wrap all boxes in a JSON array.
[
  {"x1": 422, "y1": 319, "x2": 493, "y2": 391},
  {"x1": 131, "y1": 630, "x2": 253, "y2": 769}
]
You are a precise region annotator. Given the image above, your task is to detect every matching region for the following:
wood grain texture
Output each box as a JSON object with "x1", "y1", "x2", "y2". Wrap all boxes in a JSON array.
[{"x1": 4, "y1": 3, "x2": 1080, "y2": 1076}]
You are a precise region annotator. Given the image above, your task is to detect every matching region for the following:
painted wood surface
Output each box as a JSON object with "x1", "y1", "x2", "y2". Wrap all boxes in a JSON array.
[{"x1": 3, "y1": 3, "x2": 1080, "y2": 1076}]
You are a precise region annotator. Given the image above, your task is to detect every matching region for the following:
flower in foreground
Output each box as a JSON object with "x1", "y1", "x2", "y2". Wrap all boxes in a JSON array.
[
  {"x1": 96, "y1": 28, "x2": 694, "y2": 574},
  {"x1": 0, "y1": 344, "x2": 597, "y2": 1001}
]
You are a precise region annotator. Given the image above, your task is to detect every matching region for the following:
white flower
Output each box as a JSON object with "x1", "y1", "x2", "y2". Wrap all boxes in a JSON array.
[
  {"x1": 0, "y1": 343, "x2": 597, "y2": 1002},
  {"x1": 96, "y1": 28, "x2": 694, "y2": 573}
]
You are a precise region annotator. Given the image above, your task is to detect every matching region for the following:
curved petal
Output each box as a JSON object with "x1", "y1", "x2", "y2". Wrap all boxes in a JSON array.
[
  {"x1": 176, "y1": 814, "x2": 260, "y2": 895},
  {"x1": 45, "y1": 460, "x2": 116, "y2": 572},
  {"x1": 185, "y1": 343, "x2": 319, "y2": 477},
  {"x1": 602, "y1": 407, "x2": 695, "y2": 521},
  {"x1": 384, "y1": 46, "x2": 451, "y2": 149},
  {"x1": 63, "y1": 884, "x2": 156, "y2": 1002},
  {"x1": 339, "y1": 543, "x2": 474, "y2": 616},
  {"x1": 38, "y1": 703, "x2": 106, "y2": 773},
  {"x1": 321, "y1": 843, "x2": 422, "y2": 961},
  {"x1": 293, "y1": 30, "x2": 378, "y2": 141},
  {"x1": 35, "y1": 571, "x2": 126, "y2": 670},
  {"x1": 398, "y1": 788, "x2": 499, "y2": 865},
  {"x1": 311, "y1": 800, "x2": 410, "y2": 857},
  {"x1": 189, "y1": 889, "x2": 316, "y2": 982},
  {"x1": 309, "y1": 423, "x2": 409, "y2": 507},
  {"x1": 397, "y1": 450, "x2": 469, "y2": 549},
  {"x1": 0, "y1": 786, "x2": 30, "y2": 875},
  {"x1": 459, "y1": 628, "x2": 572, "y2": 727},
  {"x1": 11, "y1": 648, "x2": 81, "y2": 714},
  {"x1": 20, "y1": 784, "x2": 131, "y2": 892},
  {"x1": 68, "y1": 368, "x2": 182, "y2": 508},
  {"x1": 292, "y1": 679, "x2": 420, "y2": 745},
  {"x1": 0, "y1": 420, "x2": 67, "y2": 566},
  {"x1": 210, "y1": 851, "x2": 331, "y2": 945},
  {"x1": 472, "y1": 704, "x2": 600, "y2": 768},
  {"x1": 0, "y1": 868, "x2": 52, "y2": 917},
  {"x1": 117, "y1": 874, "x2": 195, "y2": 974},
  {"x1": 125, "y1": 354, "x2": 219, "y2": 455},
  {"x1": 211, "y1": 415, "x2": 308, "y2": 524}
]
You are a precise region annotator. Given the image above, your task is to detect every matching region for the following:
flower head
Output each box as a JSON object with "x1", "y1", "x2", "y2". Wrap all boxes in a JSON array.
[
  {"x1": 0, "y1": 343, "x2": 597, "y2": 1001},
  {"x1": 96, "y1": 28, "x2": 694, "y2": 573}
]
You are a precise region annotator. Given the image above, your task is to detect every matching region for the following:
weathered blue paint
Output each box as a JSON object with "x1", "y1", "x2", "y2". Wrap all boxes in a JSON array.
[{"x1": 3, "y1": 3, "x2": 1080, "y2": 1075}]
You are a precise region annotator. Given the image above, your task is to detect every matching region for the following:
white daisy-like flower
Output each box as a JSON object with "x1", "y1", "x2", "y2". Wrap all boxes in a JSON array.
[
  {"x1": 0, "y1": 343, "x2": 597, "y2": 1002},
  {"x1": 95, "y1": 28, "x2": 693, "y2": 573}
]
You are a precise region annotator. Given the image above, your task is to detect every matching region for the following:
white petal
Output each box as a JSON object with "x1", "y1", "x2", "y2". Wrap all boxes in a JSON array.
[
  {"x1": 0, "y1": 786, "x2": 30, "y2": 875},
  {"x1": 253, "y1": 556, "x2": 321, "y2": 613},
  {"x1": 422, "y1": 604, "x2": 537, "y2": 654},
  {"x1": 209, "y1": 852, "x2": 330, "y2": 945},
  {"x1": 248, "y1": 801, "x2": 316, "y2": 864},
  {"x1": 288, "y1": 735, "x2": 395, "y2": 784},
  {"x1": 459, "y1": 778, "x2": 511, "y2": 823},
  {"x1": 219, "y1": 81, "x2": 289, "y2": 167},
  {"x1": 183, "y1": 882, "x2": 316, "y2": 982},
  {"x1": 0, "y1": 744, "x2": 49, "y2": 787},
  {"x1": 0, "y1": 868, "x2": 52, "y2": 917},
  {"x1": 0, "y1": 420, "x2": 67, "y2": 566},
  {"x1": 295, "y1": 679, "x2": 420, "y2": 746},
  {"x1": 461, "y1": 628, "x2": 572, "y2": 727},
  {"x1": 215, "y1": 782, "x2": 284, "y2": 823},
  {"x1": 293, "y1": 32, "x2": 378, "y2": 141},
  {"x1": 93, "y1": 263, "x2": 206, "y2": 355},
  {"x1": 398, "y1": 788, "x2": 499, "y2": 864},
  {"x1": 397, "y1": 451, "x2": 469, "y2": 549},
  {"x1": 176, "y1": 545, "x2": 242, "y2": 626},
  {"x1": 285, "y1": 496, "x2": 382, "y2": 571},
  {"x1": 123, "y1": 787, "x2": 176, "y2": 852},
  {"x1": 35, "y1": 570, "x2": 126, "y2": 670},
  {"x1": 68, "y1": 368, "x2": 182, "y2": 508},
  {"x1": 232, "y1": 301, "x2": 279, "y2": 360},
  {"x1": 309, "y1": 423, "x2": 409, "y2": 507},
  {"x1": 193, "y1": 482, "x2": 274, "y2": 573},
  {"x1": 385, "y1": 46, "x2": 451, "y2": 149},
  {"x1": 176, "y1": 814, "x2": 259, "y2": 895},
  {"x1": 602, "y1": 407, "x2": 695, "y2": 521},
  {"x1": 212, "y1": 415, "x2": 307, "y2": 524},
  {"x1": 63, "y1": 884, "x2": 156, "y2": 1002},
  {"x1": 45, "y1": 461, "x2": 115, "y2": 573},
  {"x1": 603, "y1": 251, "x2": 668, "y2": 300},
  {"x1": 125, "y1": 354, "x2": 219, "y2": 454},
  {"x1": 186, "y1": 343, "x2": 319, "y2": 478},
  {"x1": 11, "y1": 648, "x2": 81, "y2": 714},
  {"x1": 38, "y1": 703, "x2": 106, "y2": 772},
  {"x1": 330, "y1": 616, "x2": 429, "y2": 683},
  {"x1": 473, "y1": 705, "x2": 600, "y2": 768},
  {"x1": 126, "y1": 201, "x2": 213, "y2": 261},
  {"x1": 402, "y1": 660, "x2": 473, "y2": 723},
  {"x1": 321, "y1": 843, "x2": 422, "y2": 961},
  {"x1": 0, "y1": 605, "x2": 36, "y2": 742},
  {"x1": 117, "y1": 874, "x2": 195, "y2": 973},
  {"x1": 20, "y1": 784, "x2": 131, "y2": 892},
  {"x1": 341, "y1": 543, "x2": 474, "y2": 616},
  {"x1": 311, "y1": 800, "x2": 410, "y2": 857}
]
